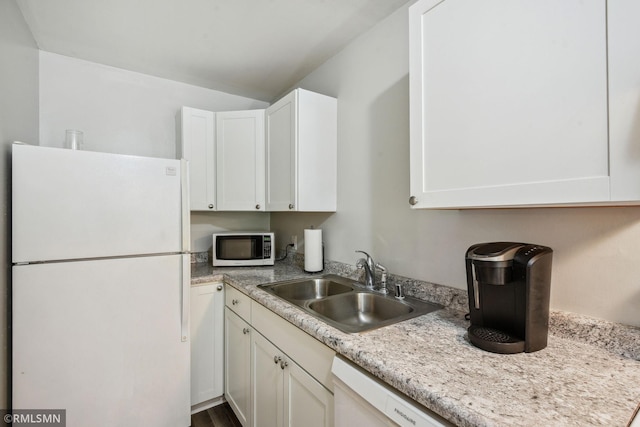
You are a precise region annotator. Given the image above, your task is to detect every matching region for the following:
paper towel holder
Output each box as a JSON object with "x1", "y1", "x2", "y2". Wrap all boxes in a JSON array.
[
  {"x1": 304, "y1": 227, "x2": 324, "y2": 273},
  {"x1": 304, "y1": 244, "x2": 324, "y2": 273}
]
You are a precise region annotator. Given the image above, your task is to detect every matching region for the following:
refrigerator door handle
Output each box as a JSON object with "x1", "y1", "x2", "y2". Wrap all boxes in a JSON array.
[
  {"x1": 180, "y1": 159, "x2": 191, "y2": 252},
  {"x1": 181, "y1": 254, "x2": 190, "y2": 342}
]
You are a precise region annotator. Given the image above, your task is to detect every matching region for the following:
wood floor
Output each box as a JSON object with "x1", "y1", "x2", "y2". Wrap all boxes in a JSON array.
[{"x1": 191, "y1": 402, "x2": 242, "y2": 427}]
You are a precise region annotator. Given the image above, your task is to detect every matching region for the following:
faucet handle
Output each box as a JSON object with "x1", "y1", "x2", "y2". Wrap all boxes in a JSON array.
[{"x1": 375, "y1": 263, "x2": 389, "y2": 295}]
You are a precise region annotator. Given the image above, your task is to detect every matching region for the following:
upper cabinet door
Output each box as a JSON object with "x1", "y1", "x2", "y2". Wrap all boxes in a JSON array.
[
  {"x1": 409, "y1": 0, "x2": 609, "y2": 208},
  {"x1": 608, "y1": 0, "x2": 640, "y2": 202},
  {"x1": 178, "y1": 107, "x2": 216, "y2": 211},
  {"x1": 266, "y1": 91, "x2": 297, "y2": 211},
  {"x1": 216, "y1": 110, "x2": 266, "y2": 211},
  {"x1": 266, "y1": 89, "x2": 337, "y2": 212}
]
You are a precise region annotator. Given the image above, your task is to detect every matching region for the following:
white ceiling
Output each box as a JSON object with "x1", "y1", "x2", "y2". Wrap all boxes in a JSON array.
[{"x1": 17, "y1": 0, "x2": 408, "y2": 101}]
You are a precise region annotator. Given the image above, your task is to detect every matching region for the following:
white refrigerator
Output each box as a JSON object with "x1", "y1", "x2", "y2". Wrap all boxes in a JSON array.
[{"x1": 12, "y1": 143, "x2": 191, "y2": 427}]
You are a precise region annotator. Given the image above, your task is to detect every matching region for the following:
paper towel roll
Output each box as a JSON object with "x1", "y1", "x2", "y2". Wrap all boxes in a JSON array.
[{"x1": 304, "y1": 228, "x2": 323, "y2": 273}]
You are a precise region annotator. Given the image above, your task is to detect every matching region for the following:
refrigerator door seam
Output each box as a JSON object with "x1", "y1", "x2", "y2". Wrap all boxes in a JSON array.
[{"x1": 13, "y1": 252, "x2": 188, "y2": 266}]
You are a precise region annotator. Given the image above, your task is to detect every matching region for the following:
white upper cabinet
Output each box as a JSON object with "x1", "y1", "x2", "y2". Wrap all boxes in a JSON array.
[
  {"x1": 177, "y1": 107, "x2": 216, "y2": 211},
  {"x1": 266, "y1": 89, "x2": 337, "y2": 212},
  {"x1": 216, "y1": 110, "x2": 266, "y2": 211},
  {"x1": 178, "y1": 107, "x2": 266, "y2": 212},
  {"x1": 408, "y1": 0, "x2": 640, "y2": 208},
  {"x1": 608, "y1": 0, "x2": 640, "y2": 202}
]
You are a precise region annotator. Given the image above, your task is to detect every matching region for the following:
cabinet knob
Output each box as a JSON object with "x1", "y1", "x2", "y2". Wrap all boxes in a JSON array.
[
  {"x1": 273, "y1": 355, "x2": 281, "y2": 364},
  {"x1": 409, "y1": 196, "x2": 418, "y2": 206},
  {"x1": 280, "y1": 360, "x2": 288, "y2": 370},
  {"x1": 232, "y1": 299, "x2": 239, "y2": 305},
  {"x1": 208, "y1": 204, "x2": 214, "y2": 209},
  {"x1": 255, "y1": 204, "x2": 261, "y2": 210},
  {"x1": 243, "y1": 328, "x2": 250, "y2": 335},
  {"x1": 288, "y1": 203, "x2": 294, "y2": 210},
  {"x1": 216, "y1": 285, "x2": 223, "y2": 291}
]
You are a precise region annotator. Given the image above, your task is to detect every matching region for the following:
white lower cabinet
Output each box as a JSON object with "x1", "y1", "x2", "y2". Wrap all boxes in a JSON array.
[
  {"x1": 284, "y1": 352, "x2": 334, "y2": 427},
  {"x1": 190, "y1": 282, "x2": 225, "y2": 408},
  {"x1": 224, "y1": 285, "x2": 334, "y2": 427},
  {"x1": 252, "y1": 331, "x2": 333, "y2": 427},
  {"x1": 225, "y1": 308, "x2": 252, "y2": 426}
]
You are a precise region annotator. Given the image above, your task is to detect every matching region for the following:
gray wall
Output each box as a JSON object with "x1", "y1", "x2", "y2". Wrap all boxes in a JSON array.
[
  {"x1": 0, "y1": 0, "x2": 39, "y2": 408},
  {"x1": 271, "y1": 4, "x2": 640, "y2": 327},
  {"x1": 38, "y1": 51, "x2": 271, "y2": 252}
]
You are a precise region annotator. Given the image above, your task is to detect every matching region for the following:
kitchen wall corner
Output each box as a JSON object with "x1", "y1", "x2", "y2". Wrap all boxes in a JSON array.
[{"x1": 272, "y1": 2, "x2": 640, "y2": 327}]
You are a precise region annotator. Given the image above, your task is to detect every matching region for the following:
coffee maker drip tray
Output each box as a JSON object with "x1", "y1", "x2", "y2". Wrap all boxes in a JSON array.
[{"x1": 468, "y1": 325, "x2": 525, "y2": 354}]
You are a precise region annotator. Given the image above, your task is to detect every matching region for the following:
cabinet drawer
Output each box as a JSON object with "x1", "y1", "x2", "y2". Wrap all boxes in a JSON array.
[
  {"x1": 252, "y1": 301, "x2": 335, "y2": 391},
  {"x1": 225, "y1": 285, "x2": 251, "y2": 321}
]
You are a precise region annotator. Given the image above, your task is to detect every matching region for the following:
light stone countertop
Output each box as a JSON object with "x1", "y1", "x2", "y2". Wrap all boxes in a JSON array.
[{"x1": 191, "y1": 261, "x2": 640, "y2": 427}]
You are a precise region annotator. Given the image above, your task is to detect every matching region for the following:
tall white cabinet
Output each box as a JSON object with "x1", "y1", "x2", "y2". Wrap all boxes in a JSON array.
[
  {"x1": 216, "y1": 110, "x2": 266, "y2": 211},
  {"x1": 408, "y1": 0, "x2": 640, "y2": 208},
  {"x1": 190, "y1": 282, "x2": 224, "y2": 409},
  {"x1": 266, "y1": 89, "x2": 337, "y2": 212}
]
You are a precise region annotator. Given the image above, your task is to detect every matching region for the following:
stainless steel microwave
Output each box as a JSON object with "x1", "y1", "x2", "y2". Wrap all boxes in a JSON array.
[{"x1": 212, "y1": 232, "x2": 275, "y2": 267}]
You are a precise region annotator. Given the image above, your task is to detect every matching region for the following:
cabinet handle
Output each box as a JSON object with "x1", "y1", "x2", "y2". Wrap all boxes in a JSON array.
[
  {"x1": 255, "y1": 204, "x2": 261, "y2": 210},
  {"x1": 409, "y1": 196, "x2": 418, "y2": 206},
  {"x1": 217, "y1": 285, "x2": 223, "y2": 291},
  {"x1": 280, "y1": 360, "x2": 288, "y2": 370},
  {"x1": 288, "y1": 203, "x2": 294, "y2": 210},
  {"x1": 273, "y1": 355, "x2": 281, "y2": 364},
  {"x1": 243, "y1": 328, "x2": 250, "y2": 335},
  {"x1": 232, "y1": 299, "x2": 239, "y2": 305},
  {"x1": 208, "y1": 204, "x2": 214, "y2": 209}
]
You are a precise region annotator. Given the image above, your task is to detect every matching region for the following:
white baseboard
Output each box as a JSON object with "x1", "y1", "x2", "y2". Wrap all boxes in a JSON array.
[{"x1": 191, "y1": 395, "x2": 226, "y2": 415}]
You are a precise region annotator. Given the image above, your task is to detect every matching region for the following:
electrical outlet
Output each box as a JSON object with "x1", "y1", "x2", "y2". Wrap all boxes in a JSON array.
[{"x1": 291, "y1": 235, "x2": 298, "y2": 250}]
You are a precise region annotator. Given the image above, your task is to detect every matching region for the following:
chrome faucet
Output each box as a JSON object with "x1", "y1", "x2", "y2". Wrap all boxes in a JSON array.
[{"x1": 355, "y1": 250, "x2": 389, "y2": 295}]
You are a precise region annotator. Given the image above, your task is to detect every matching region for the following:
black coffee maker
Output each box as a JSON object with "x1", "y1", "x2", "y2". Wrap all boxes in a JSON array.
[{"x1": 465, "y1": 242, "x2": 553, "y2": 354}]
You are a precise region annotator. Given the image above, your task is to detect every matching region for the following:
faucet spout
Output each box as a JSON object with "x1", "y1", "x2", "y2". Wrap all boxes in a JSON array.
[
  {"x1": 355, "y1": 250, "x2": 376, "y2": 289},
  {"x1": 356, "y1": 258, "x2": 375, "y2": 289}
]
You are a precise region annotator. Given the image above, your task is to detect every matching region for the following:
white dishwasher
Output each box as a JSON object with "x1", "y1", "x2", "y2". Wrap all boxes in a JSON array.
[{"x1": 332, "y1": 356, "x2": 452, "y2": 427}]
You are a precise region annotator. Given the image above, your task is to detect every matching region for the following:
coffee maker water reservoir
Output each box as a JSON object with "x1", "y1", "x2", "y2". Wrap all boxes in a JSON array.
[{"x1": 466, "y1": 242, "x2": 553, "y2": 354}]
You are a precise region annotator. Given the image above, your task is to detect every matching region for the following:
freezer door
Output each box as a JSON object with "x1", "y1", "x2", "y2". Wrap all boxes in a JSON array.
[
  {"x1": 12, "y1": 144, "x2": 185, "y2": 263},
  {"x1": 12, "y1": 255, "x2": 190, "y2": 427}
]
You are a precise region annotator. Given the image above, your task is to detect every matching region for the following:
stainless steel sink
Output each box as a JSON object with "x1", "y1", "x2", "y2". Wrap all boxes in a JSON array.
[
  {"x1": 265, "y1": 277, "x2": 353, "y2": 302},
  {"x1": 259, "y1": 274, "x2": 441, "y2": 333}
]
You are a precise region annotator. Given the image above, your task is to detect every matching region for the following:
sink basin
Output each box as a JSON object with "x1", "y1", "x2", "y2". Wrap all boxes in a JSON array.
[
  {"x1": 259, "y1": 274, "x2": 442, "y2": 333},
  {"x1": 267, "y1": 278, "x2": 353, "y2": 301},
  {"x1": 309, "y1": 292, "x2": 412, "y2": 327}
]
